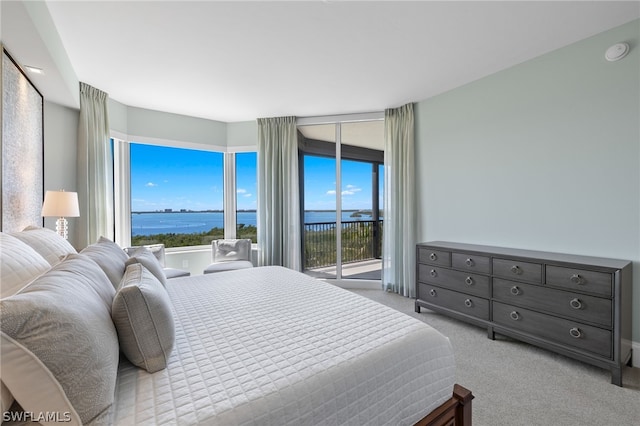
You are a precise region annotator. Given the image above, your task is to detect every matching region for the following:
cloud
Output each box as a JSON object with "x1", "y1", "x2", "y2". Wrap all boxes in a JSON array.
[
  {"x1": 342, "y1": 184, "x2": 362, "y2": 196},
  {"x1": 237, "y1": 188, "x2": 252, "y2": 197},
  {"x1": 327, "y1": 185, "x2": 363, "y2": 196},
  {"x1": 145, "y1": 182, "x2": 157, "y2": 187}
]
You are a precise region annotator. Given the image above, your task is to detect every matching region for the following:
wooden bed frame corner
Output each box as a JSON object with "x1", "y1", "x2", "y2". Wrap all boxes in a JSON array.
[{"x1": 415, "y1": 384, "x2": 473, "y2": 426}]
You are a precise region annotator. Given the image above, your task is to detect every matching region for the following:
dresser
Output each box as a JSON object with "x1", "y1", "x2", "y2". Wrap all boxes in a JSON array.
[{"x1": 415, "y1": 241, "x2": 632, "y2": 386}]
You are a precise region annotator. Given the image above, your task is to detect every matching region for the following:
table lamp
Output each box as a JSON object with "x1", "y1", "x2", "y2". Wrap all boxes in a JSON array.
[{"x1": 41, "y1": 190, "x2": 80, "y2": 239}]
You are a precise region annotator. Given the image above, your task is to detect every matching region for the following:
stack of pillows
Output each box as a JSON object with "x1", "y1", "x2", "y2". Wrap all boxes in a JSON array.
[{"x1": 0, "y1": 227, "x2": 176, "y2": 425}]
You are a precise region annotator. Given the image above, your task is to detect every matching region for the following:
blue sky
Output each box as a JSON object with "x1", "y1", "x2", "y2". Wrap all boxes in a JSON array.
[
  {"x1": 303, "y1": 156, "x2": 382, "y2": 211},
  {"x1": 130, "y1": 143, "x2": 381, "y2": 212}
]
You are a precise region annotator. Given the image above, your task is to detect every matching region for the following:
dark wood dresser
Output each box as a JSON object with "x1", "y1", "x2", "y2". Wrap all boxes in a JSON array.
[{"x1": 415, "y1": 241, "x2": 633, "y2": 386}]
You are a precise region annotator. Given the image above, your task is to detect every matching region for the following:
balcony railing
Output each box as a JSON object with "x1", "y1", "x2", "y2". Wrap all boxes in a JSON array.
[{"x1": 304, "y1": 220, "x2": 383, "y2": 269}]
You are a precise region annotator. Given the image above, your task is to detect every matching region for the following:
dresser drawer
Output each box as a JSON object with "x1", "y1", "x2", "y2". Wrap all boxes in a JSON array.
[
  {"x1": 493, "y1": 302, "x2": 612, "y2": 358},
  {"x1": 418, "y1": 247, "x2": 451, "y2": 267},
  {"x1": 493, "y1": 258, "x2": 542, "y2": 283},
  {"x1": 419, "y1": 284, "x2": 489, "y2": 321},
  {"x1": 493, "y1": 278, "x2": 612, "y2": 328},
  {"x1": 545, "y1": 266, "x2": 612, "y2": 298},
  {"x1": 452, "y1": 252, "x2": 491, "y2": 274},
  {"x1": 418, "y1": 265, "x2": 490, "y2": 298}
]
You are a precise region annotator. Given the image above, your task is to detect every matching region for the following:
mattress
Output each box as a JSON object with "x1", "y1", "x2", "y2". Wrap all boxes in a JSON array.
[{"x1": 112, "y1": 266, "x2": 455, "y2": 425}]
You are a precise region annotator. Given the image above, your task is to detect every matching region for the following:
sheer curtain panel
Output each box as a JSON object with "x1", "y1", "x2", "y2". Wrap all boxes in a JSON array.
[
  {"x1": 77, "y1": 82, "x2": 113, "y2": 248},
  {"x1": 257, "y1": 116, "x2": 301, "y2": 270},
  {"x1": 383, "y1": 103, "x2": 416, "y2": 297}
]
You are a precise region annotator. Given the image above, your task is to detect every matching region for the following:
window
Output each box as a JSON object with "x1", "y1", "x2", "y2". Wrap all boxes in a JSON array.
[
  {"x1": 129, "y1": 143, "x2": 224, "y2": 248},
  {"x1": 235, "y1": 152, "x2": 257, "y2": 243}
]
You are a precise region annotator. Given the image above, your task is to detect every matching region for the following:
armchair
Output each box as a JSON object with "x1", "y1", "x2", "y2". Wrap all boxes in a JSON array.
[{"x1": 203, "y1": 239, "x2": 253, "y2": 274}]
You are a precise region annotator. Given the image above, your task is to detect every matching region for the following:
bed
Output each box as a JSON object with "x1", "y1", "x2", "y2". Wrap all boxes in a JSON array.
[{"x1": 0, "y1": 229, "x2": 472, "y2": 425}]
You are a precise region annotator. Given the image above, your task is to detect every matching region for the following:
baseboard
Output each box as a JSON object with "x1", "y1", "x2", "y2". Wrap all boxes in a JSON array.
[{"x1": 633, "y1": 340, "x2": 640, "y2": 367}]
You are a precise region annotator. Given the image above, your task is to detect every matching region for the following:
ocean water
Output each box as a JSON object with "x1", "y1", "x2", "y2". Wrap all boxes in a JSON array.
[{"x1": 131, "y1": 211, "x2": 375, "y2": 236}]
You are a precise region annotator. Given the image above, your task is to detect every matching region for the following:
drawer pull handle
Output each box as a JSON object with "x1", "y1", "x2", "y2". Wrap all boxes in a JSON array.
[
  {"x1": 465, "y1": 258, "x2": 474, "y2": 266},
  {"x1": 510, "y1": 265, "x2": 521, "y2": 274},
  {"x1": 510, "y1": 286, "x2": 521, "y2": 295},
  {"x1": 464, "y1": 299, "x2": 473, "y2": 308},
  {"x1": 429, "y1": 253, "x2": 437, "y2": 261},
  {"x1": 569, "y1": 327, "x2": 582, "y2": 338},
  {"x1": 510, "y1": 311, "x2": 520, "y2": 321},
  {"x1": 430, "y1": 269, "x2": 437, "y2": 277},
  {"x1": 570, "y1": 274, "x2": 584, "y2": 285},
  {"x1": 429, "y1": 289, "x2": 437, "y2": 297},
  {"x1": 569, "y1": 298, "x2": 583, "y2": 310},
  {"x1": 465, "y1": 276, "x2": 473, "y2": 286}
]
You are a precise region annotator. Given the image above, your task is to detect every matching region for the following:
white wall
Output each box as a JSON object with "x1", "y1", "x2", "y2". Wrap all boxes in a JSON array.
[
  {"x1": 227, "y1": 121, "x2": 258, "y2": 150},
  {"x1": 43, "y1": 101, "x2": 80, "y2": 248},
  {"x1": 126, "y1": 106, "x2": 227, "y2": 149},
  {"x1": 415, "y1": 20, "x2": 640, "y2": 342}
]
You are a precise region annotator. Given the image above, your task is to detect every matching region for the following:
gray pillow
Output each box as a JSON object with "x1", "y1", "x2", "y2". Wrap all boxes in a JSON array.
[
  {"x1": 80, "y1": 236, "x2": 129, "y2": 289},
  {"x1": 112, "y1": 263, "x2": 175, "y2": 373},
  {"x1": 0, "y1": 254, "x2": 120, "y2": 425},
  {"x1": 58, "y1": 254, "x2": 117, "y2": 309},
  {"x1": 0, "y1": 232, "x2": 50, "y2": 298},
  {"x1": 10, "y1": 226, "x2": 77, "y2": 266},
  {"x1": 125, "y1": 246, "x2": 167, "y2": 287}
]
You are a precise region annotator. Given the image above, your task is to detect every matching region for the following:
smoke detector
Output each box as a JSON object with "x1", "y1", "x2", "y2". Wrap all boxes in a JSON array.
[{"x1": 605, "y1": 43, "x2": 629, "y2": 62}]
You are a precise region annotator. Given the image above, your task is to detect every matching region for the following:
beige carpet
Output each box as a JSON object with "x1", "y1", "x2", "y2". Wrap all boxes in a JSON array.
[{"x1": 348, "y1": 289, "x2": 640, "y2": 426}]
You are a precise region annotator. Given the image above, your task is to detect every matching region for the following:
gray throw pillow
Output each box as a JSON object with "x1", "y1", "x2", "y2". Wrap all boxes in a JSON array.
[
  {"x1": 112, "y1": 263, "x2": 175, "y2": 373},
  {"x1": 125, "y1": 246, "x2": 168, "y2": 287},
  {"x1": 80, "y1": 236, "x2": 129, "y2": 289},
  {"x1": 0, "y1": 254, "x2": 120, "y2": 425}
]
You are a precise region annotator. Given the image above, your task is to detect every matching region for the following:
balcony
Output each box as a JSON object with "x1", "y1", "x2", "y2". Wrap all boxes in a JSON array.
[{"x1": 304, "y1": 220, "x2": 382, "y2": 280}]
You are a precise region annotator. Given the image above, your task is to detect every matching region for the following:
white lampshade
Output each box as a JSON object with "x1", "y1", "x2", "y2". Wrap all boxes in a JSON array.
[{"x1": 41, "y1": 190, "x2": 80, "y2": 217}]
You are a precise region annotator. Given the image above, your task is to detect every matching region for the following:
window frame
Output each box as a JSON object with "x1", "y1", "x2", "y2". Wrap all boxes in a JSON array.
[{"x1": 112, "y1": 135, "x2": 256, "y2": 251}]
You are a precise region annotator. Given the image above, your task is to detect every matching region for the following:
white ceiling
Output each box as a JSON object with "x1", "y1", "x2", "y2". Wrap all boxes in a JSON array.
[{"x1": 15, "y1": 1, "x2": 640, "y2": 122}]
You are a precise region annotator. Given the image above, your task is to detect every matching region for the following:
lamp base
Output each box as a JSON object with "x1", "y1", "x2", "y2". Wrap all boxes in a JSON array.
[{"x1": 55, "y1": 217, "x2": 69, "y2": 240}]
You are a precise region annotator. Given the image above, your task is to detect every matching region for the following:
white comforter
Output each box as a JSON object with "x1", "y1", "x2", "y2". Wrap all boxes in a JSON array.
[{"x1": 112, "y1": 266, "x2": 455, "y2": 425}]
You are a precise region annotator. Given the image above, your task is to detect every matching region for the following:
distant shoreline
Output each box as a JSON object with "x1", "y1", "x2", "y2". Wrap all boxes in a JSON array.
[{"x1": 131, "y1": 209, "x2": 364, "y2": 214}]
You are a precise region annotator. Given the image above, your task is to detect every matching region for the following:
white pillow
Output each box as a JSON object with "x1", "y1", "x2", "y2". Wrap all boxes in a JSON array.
[
  {"x1": 124, "y1": 243, "x2": 166, "y2": 266},
  {"x1": 0, "y1": 232, "x2": 51, "y2": 416},
  {"x1": 112, "y1": 263, "x2": 175, "y2": 373},
  {"x1": 125, "y1": 246, "x2": 168, "y2": 287},
  {"x1": 0, "y1": 254, "x2": 119, "y2": 426},
  {"x1": 0, "y1": 232, "x2": 50, "y2": 299},
  {"x1": 80, "y1": 236, "x2": 129, "y2": 290},
  {"x1": 10, "y1": 226, "x2": 77, "y2": 266},
  {"x1": 213, "y1": 239, "x2": 251, "y2": 262}
]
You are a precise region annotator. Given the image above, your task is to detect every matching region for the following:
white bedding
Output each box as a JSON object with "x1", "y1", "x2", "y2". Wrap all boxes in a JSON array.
[{"x1": 112, "y1": 266, "x2": 455, "y2": 425}]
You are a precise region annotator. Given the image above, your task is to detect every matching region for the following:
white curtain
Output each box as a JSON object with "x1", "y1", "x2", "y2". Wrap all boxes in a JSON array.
[
  {"x1": 257, "y1": 116, "x2": 301, "y2": 270},
  {"x1": 383, "y1": 103, "x2": 416, "y2": 297},
  {"x1": 76, "y1": 82, "x2": 113, "y2": 248}
]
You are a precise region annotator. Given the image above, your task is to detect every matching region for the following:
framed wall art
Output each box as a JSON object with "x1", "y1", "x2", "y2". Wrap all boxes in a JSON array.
[{"x1": 1, "y1": 45, "x2": 44, "y2": 232}]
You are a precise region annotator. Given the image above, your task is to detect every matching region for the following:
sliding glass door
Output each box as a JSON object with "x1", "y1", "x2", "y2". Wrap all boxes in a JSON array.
[
  {"x1": 303, "y1": 153, "x2": 337, "y2": 278},
  {"x1": 298, "y1": 118, "x2": 383, "y2": 281}
]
